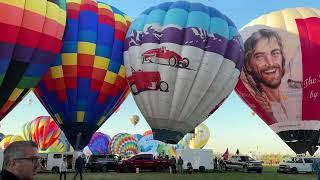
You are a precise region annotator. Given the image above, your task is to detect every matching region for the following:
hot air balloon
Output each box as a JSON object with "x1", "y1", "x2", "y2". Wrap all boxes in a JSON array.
[
  {"x1": 0, "y1": 135, "x2": 24, "y2": 149},
  {"x1": 130, "y1": 115, "x2": 140, "y2": 126},
  {"x1": 0, "y1": 133, "x2": 5, "y2": 142},
  {"x1": 109, "y1": 133, "x2": 139, "y2": 158},
  {"x1": 138, "y1": 134, "x2": 179, "y2": 156},
  {"x1": 133, "y1": 134, "x2": 143, "y2": 141},
  {"x1": 31, "y1": 116, "x2": 62, "y2": 152},
  {"x1": 45, "y1": 137, "x2": 68, "y2": 153},
  {"x1": 143, "y1": 130, "x2": 153, "y2": 137},
  {"x1": 188, "y1": 123, "x2": 210, "y2": 149},
  {"x1": 0, "y1": 0, "x2": 66, "y2": 120},
  {"x1": 235, "y1": 8, "x2": 320, "y2": 155},
  {"x1": 88, "y1": 132, "x2": 111, "y2": 155},
  {"x1": 138, "y1": 138, "x2": 159, "y2": 152},
  {"x1": 124, "y1": 1, "x2": 243, "y2": 144},
  {"x1": 82, "y1": 146, "x2": 93, "y2": 156},
  {"x1": 22, "y1": 121, "x2": 32, "y2": 141},
  {"x1": 34, "y1": 0, "x2": 131, "y2": 150}
]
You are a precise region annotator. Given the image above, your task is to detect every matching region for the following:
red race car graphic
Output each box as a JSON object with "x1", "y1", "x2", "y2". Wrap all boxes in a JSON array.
[
  {"x1": 142, "y1": 46, "x2": 189, "y2": 68},
  {"x1": 127, "y1": 69, "x2": 169, "y2": 95}
]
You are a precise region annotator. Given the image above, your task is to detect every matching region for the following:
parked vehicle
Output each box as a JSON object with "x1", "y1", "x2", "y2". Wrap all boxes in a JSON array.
[
  {"x1": 277, "y1": 156, "x2": 320, "y2": 174},
  {"x1": 117, "y1": 154, "x2": 170, "y2": 173},
  {"x1": 175, "y1": 149, "x2": 214, "y2": 172},
  {"x1": 38, "y1": 152, "x2": 81, "y2": 173},
  {"x1": 221, "y1": 155, "x2": 263, "y2": 173},
  {"x1": 86, "y1": 154, "x2": 119, "y2": 172}
]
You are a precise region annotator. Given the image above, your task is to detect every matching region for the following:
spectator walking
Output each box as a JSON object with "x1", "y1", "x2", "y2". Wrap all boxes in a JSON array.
[
  {"x1": 74, "y1": 155, "x2": 85, "y2": 180},
  {"x1": 60, "y1": 157, "x2": 67, "y2": 180}
]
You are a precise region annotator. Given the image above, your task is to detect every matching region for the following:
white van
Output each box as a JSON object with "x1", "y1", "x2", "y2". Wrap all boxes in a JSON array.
[
  {"x1": 277, "y1": 156, "x2": 320, "y2": 173},
  {"x1": 38, "y1": 152, "x2": 81, "y2": 173},
  {"x1": 175, "y1": 149, "x2": 214, "y2": 171}
]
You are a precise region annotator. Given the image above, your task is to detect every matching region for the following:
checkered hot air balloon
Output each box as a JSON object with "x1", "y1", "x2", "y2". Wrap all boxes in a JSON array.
[
  {"x1": 0, "y1": 0, "x2": 66, "y2": 120},
  {"x1": 34, "y1": 0, "x2": 131, "y2": 150}
]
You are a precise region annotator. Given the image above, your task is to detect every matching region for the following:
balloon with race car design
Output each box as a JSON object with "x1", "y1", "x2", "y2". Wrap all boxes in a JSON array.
[{"x1": 124, "y1": 1, "x2": 243, "y2": 143}]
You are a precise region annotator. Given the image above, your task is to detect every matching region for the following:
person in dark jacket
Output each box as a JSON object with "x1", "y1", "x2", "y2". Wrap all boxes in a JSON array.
[
  {"x1": 177, "y1": 156, "x2": 184, "y2": 173},
  {"x1": 170, "y1": 156, "x2": 177, "y2": 174},
  {"x1": 0, "y1": 141, "x2": 39, "y2": 180},
  {"x1": 73, "y1": 155, "x2": 86, "y2": 180}
]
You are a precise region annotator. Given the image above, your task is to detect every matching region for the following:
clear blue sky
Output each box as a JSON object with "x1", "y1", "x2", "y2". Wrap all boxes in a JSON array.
[{"x1": 1, "y1": 0, "x2": 320, "y2": 155}]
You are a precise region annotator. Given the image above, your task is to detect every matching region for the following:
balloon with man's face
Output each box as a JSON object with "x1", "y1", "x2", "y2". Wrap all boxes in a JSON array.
[{"x1": 235, "y1": 8, "x2": 320, "y2": 155}]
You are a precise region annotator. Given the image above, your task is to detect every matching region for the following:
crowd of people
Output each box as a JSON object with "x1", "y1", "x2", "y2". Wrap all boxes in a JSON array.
[{"x1": 1, "y1": 141, "x2": 320, "y2": 180}]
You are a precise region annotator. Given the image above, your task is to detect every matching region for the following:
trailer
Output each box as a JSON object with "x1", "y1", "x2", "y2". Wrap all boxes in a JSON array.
[
  {"x1": 175, "y1": 149, "x2": 214, "y2": 171},
  {"x1": 38, "y1": 151, "x2": 81, "y2": 173}
]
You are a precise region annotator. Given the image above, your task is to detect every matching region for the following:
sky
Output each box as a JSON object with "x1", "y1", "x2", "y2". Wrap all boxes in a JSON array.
[{"x1": 2, "y1": 0, "x2": 320, "y2": 155}]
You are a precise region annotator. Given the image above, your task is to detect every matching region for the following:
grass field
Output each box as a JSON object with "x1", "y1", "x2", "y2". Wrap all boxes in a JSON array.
[{"x1": 34, "y1": 166, "x2": 316, "y2": 180}]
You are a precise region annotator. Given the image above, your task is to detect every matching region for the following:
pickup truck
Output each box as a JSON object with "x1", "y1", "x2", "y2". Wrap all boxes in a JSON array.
[
  {"x1": 86, "y1": 154, "x2": 119, "y2": 172},
  {"x1": 117, "y1": 154, "x2": 170, "y2": 173},
  {"x1": 221, "y1": 155, "x2": 263, "y2": 173}
]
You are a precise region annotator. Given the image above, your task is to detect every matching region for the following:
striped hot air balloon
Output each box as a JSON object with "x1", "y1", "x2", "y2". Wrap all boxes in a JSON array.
[
  {"x1": 30, "y1": 116, "x2": 62, "y2": 152},
  {"x1": 0, "y1": 0, "x2": 66, "y2": 120}
]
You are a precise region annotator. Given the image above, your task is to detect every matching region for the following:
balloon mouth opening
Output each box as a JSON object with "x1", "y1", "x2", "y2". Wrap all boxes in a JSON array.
[
  {"x1": 278, "y1": 130, "x2": 319, "y2": 156},
  {"x1": 152, "y1": 128, "x2": 184, "y2": 144}
]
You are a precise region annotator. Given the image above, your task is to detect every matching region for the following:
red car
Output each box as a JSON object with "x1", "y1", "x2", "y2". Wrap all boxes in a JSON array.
[
  {"x1": 127, "y1": 70, "x2": 168, "y2": 95},
  {"x1": 142, "y1": 46, "x2": 189, "y2": 68},
  {"x1": 117, "y1": 154, "x2": 170, "y2": 173}
]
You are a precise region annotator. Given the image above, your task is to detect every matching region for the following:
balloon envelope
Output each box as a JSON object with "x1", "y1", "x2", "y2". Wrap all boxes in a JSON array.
[
  {"x1": 22, "y1": 121, "x2": 32, "y2": 141},
  {"x1": 130, "y1": 115, "x2": 140, "y2": 126},
  {"x1": 34, "y1": 0, "x2": 131, "y2": 150},
  {"x1": 124, "y1": 1, "x2": 243, "y2": 143},
  {"x1": 31, "y1": 116, "x2": 62, "y2": 151},
  {"x1": 0, "y1": 0, "x2": 66, "y2": 120},
  {"x1": 0, "y1": 133, "x2": 4, "y2": 142},
  {"x1": 189, "y1": 123, "x2": 210, "y2": 149},
  {"x1": 235, "y1": 8, "x2": 320, "y2": 155},
  {"x1": 109, "y1": 133, "x2": 139, "y2": 158},
  {"x1": 88, "y1": 132, "x2": 111, "y2": 155},
  {"x1": 0, "y1": 135, "x2": 24, "y2": 149}
]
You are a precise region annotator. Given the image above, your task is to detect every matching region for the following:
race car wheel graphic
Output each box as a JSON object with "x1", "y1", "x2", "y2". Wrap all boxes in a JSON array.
[
  {"x1": 181, "y1": 57, "x2": 189, "y2": 68},
  {"x1": 169, "y1": 56, "x2": 177, "y2": 67},
  {"x1": 159, "y1": 81, "x2": 169, "y2": 92}
]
